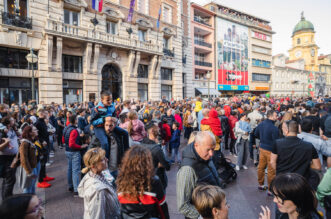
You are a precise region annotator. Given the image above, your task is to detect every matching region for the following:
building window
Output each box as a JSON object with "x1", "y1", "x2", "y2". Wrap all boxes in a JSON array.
[
  {"x1": 5, "y1": 0, "x2": 28, "y2": 17},
  {"x1": 297, "y1": 38, "x2": 300, "y2": 45},
  {"x1": 138, "y1": 29, "x2": 146, "y2": 41},
  {"x1": 252, "y1": 59, "x2": 271, "y2": 68},
  {"x1": 63, "y1": 55, "x2": 82, "y2": 73},
  {"x1": 161, "y1": 68, "x2": 172, "y2": 80},
  {"x1": 137, "y1": 0, "x2": 148, "y2": 14},
  {"x1": 163, "y1": 4, "x2": 172, "y2": 23},
  {"x1": 182, "y1": 73, "x2": 186, "y2": 84},
  {"x1": 106, "y1": 21, "x2": 117, "y2": 34},
  {"x1": 161, "y1": 85, "x2": 172, "y2": 101},
  {"x1": 137, "y1": 64, "x2": 148, "y2": 78},
  {"x1": 252, "y1": 46, "x2": 270, "y2": 55},
  {"x1": 163, "y1": 37, "x2": 170, "y2": 49},
  {"x1": 138, "y1": 83, "x2": 148, "y2": 101},
  {"x1": 252, "y1": 73, "x2": 270, "y2": 82},
  {"x1": 63, "y1": 80, "x2": 83, "y2": 105},
  {"x1": 0, "y1": 47, "x2": 37, "y2": 70},
  {"x1": 195, "y1": 53, "x2": 205, "y2": 62},
  {"x1": 64, "y1": 9, "x2": 79, "y2": 26}
]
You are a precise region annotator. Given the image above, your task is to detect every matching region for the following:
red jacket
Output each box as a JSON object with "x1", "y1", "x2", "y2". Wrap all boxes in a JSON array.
[
  {"x1": 174, "y1": 114, "x2": 183, "y2": 131},
  {"x1": 162, "y1": 123, "x2": 171, "y2": 143},
  {"x1": 224, "y1": 105, "x2": 231, "y2": 117},
  {"x1": 201, "y1": 109, "x2": 222, "y2": 136},
  {"x1": 228, "y1": 115, "x2": 238, "y2": 139}
]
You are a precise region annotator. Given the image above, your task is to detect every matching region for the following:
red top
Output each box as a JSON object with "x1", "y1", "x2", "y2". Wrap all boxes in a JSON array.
[
  {"x1": 174, "y1": 114, "x2": 183, "y2": 131},
  {"x1": 162, "y1": 123, "x2": 171, "y2": 143},
  {"x1": 62, "y1": 129, "x2": 82, "y2": 149}
]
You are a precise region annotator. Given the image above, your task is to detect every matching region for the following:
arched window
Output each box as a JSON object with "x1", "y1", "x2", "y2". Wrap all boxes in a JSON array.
[{"x1": 297, "y1": 38, "x2": 300, "y2": 45}]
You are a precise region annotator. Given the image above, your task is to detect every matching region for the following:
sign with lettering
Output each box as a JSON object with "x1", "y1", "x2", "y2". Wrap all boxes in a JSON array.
[{"x1": 251, "y1": 31, "x2": 271, "y2": 41}]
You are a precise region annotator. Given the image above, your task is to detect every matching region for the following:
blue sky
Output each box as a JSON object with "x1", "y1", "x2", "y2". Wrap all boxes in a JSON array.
[{"x1": 191, "y1": 0, "x2": 331, "y2": 56}]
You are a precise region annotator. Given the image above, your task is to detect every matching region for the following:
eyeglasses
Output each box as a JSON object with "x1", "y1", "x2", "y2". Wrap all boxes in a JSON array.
[{"x1": 25, "y1": 198, "x2": 43, "y2": 215}]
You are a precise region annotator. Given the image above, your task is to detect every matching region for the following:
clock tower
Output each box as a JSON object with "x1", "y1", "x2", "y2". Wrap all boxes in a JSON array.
[{"x1": 288, "y1": 12, "x2": 319, "y2": 71}]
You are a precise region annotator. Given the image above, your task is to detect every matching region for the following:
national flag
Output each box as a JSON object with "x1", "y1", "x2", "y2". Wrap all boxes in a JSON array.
[
  {"x1": 127, "y1": 0, "x2": 136, "y2": 22},
  {"x1": 92, "y1": 0, "x2": 103, "y2": 12},
  {"x1": 156, "y1": 6, "x2": 162, "y2": 29}
]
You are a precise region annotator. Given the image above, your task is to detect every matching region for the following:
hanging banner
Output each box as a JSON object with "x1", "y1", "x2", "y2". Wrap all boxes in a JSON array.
[
  {"x1": 308, "y1": 72, "x2": 315, "y2": 97},
  {"x1": 216, "y1": 18, "x2": 249, "y2": 91},
  {"x1": 127, "y1": 0, "x2": 136, "y2": 22}
]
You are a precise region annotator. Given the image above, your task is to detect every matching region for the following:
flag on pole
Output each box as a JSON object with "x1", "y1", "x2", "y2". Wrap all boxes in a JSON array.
[
  {"x1": 92, "y1": 0, "x2": 103, "y2": 12},
  {"x1": 156, "y1": 6, "x2": 162, "y2": 29},
  {"x1": 127, "y1": 0, "x2": 136, "y2": 23}
]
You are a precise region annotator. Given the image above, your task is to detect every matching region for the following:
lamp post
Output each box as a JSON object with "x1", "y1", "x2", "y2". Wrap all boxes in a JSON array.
[
  {"x1": 26, "y1": 49, "x2": 38, "y2": 101},
  {"x1": 206, "y1": 71, "x2": 211, "y2": 101}
]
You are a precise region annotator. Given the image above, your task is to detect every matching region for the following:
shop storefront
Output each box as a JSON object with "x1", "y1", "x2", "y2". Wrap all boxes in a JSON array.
[
  {"x1": 0, "y1": 77, "x2": 38, "y2": 105},
  {"x1": 63, "y1": 80, "x2": 83, "y2": 105}
]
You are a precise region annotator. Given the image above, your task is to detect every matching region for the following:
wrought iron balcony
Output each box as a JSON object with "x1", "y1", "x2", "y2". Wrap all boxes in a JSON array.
[
  {"x1": 194, "y1": 39, "x2": 212, "y2": 48},
  {"x1": 163, "y1": 48, "x2": 175, "y2": 57},
  {"x1": 193, "y1": 16, "x2": 211, "y2": 27},
  {"x1": 182, "y1": 56, "x2": 187, "y2": 64},
  {"x1": 195, "y1": 60, "x2": 212, "y2": 67},
  {"x1": 1, "y1": 11, "x2": 32, "y2": 29}
]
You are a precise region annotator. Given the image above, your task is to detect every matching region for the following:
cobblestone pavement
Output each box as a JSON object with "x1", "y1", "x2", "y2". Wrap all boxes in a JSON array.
[{"x1": 3, "y1": 138, "x2": 274, "y2": 219}]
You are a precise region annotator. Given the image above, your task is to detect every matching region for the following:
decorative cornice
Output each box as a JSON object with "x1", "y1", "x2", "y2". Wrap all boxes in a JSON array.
[
  {"x1": 105, "y1": 7, "x2": 125, "y2": 20},
  {"x1": 136, "y1": 18, "x2": 153, "y2": 29},
  {"x1": 162, "y1": 27, "x2": 175, "y2": 36},
  {"x1": 64, "y1": 0, "x2": 87, "y2": 8}
]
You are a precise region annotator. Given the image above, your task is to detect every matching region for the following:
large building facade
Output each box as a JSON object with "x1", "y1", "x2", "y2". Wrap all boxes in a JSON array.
[
  {"x1": 318, "y1": 54, "x2": 331, "y2": 95},
  {"x1": 271, "y1": 12, "x2": 327, "y2": 97},
  {"x1": 191, "y1": 3, "x2": 218, "y2": 97},
  {"x1": 204, "y1": 2, "x2": 273, "y2": 96},
  {"x1": 0, "y1": 0, "x2": 193, "y2": 105}
]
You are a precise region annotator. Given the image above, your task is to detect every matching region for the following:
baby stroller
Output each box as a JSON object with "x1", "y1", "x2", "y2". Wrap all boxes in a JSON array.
[{"x1": 217, "y1": 152, "x2": 237, "y2": 187}]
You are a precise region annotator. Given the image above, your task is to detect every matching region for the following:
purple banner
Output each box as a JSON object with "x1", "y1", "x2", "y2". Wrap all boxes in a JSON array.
[{"x1": 127, "y1": 0, "x2": 136, "y2": 23}]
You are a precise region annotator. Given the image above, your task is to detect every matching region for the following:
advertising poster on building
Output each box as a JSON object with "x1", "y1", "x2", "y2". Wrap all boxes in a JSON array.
[{"x1": 216, "y1": 18, "x2": 249, "y2": 91}]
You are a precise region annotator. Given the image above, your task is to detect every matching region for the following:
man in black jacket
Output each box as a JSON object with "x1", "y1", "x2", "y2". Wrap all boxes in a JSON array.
[
  {"x1": 90, "y1": 116, "x2": 129, "y2": 179},
  {"x1": 34, "y1": 109, "x2": 50, "y2": 185},
  {"x1": 140, "y1": 124, "x2": 171, "y2": 189}
]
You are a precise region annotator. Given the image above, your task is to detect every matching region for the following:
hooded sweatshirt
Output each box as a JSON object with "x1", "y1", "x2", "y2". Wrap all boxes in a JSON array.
[
  {"x1": 201, "y1": 109, "x2": 222, "y2": 136},
  {"x1": 78, "y1": 171, "x2": 120, "y2": 219}
]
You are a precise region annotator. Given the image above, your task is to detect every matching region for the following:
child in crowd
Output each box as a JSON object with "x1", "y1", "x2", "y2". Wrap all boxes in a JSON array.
[
  {"x1": 170, "y1": 122, "x2": 181, "y2": 164},
  {"x1": 161, "y1": 117, "x2": 171, "y2": 156}
]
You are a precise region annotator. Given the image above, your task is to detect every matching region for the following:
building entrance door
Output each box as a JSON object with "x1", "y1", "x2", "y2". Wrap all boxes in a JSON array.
[{"x1": 101, "y1": 64, "x2": 122, "y2": 100}]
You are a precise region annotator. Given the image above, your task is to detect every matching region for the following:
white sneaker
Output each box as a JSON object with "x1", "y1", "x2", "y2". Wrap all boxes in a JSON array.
[
  {"x1": 46, "y1": 162, "x2": 51, "y2": 167},
  {"x1": 243, "y1": 165, "x2": 248, "y2": 170},
  {"x1": 49, "y1": 154, "x2": 54, "y2": 158},
  {"x1": 235, "y1": 165, "x2": 240, "y2": 171}
]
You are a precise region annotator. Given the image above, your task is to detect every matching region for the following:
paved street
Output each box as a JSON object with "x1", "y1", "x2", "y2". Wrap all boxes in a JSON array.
[{"x1": 4, "y1": 138, "x2": 274, "y2": 219}]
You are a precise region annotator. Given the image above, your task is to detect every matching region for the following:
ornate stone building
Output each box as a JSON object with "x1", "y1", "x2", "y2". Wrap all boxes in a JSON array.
[{"x1": 0, "y1": 0, "x2": 193, "y2": 105}]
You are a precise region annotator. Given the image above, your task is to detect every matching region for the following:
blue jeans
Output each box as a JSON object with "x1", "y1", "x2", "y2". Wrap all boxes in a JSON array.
[
  {"x1": 23, "y1": 162, "x2": 41, "y2": 194},
  {"x1": 94, "y1": 127, "x2": 109, "y2": 159},
  {"x1": 65, "y1": 151, "x2": 81, "y2": 192},
  {"x1": 171, "y1": 147, "x2": 181, "y2": 162}
]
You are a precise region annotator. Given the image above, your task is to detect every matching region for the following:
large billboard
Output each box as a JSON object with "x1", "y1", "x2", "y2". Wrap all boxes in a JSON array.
[{"x1": 216, "y1": 18, "x2": 249, "y2": 91}]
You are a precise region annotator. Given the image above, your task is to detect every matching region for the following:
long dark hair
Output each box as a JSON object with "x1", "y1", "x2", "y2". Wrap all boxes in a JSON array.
[
  {"x1": 270, "y1": 173, "x2": 322, "y2": 219},
  {"x1": 0, "y1": 194, "x2": 33, "y2": 219}
]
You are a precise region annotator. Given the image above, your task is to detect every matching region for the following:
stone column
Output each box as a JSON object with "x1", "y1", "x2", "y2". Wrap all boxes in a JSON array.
[
  {"x1": 122, "y1": 50, "x2": 135, "y2": 100},
  {"x1": 47, "y1": 35, "x2": 53, "y2": 71},
  {"x1": 123, "y1": 51, "x2": 139, "y2": 101},
  {"x1": 93, "y1": 44, "x2": 100, "y2": 74},
  {"x1": 148, "y1": 55, "x2": 161, "y2": 100},
  {"x1": 83, "y1": 43, "x2": 97, "y2": 102},
  {"x1": 56, "y1": 37, "x2": 62, "y2": 72}
]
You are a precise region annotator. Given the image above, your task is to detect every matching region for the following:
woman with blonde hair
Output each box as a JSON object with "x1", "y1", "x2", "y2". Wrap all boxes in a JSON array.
[
  {"x1": 278, "y1": 112, "x2": 293, "y2": 137},
  {"x1": 119, "y1": 110, "x2": 146, "y2": 143},
  {"x1": 116, "y1": 145, "x2": 169, "y2": 219},
  {"x1": 78, "y1": 148, "x2": 120, "y2": 219}
]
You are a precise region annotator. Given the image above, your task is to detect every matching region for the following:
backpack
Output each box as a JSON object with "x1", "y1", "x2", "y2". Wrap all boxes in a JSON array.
[{"x1": 187, "y1": 114, "x2": 194, "y2": 125}]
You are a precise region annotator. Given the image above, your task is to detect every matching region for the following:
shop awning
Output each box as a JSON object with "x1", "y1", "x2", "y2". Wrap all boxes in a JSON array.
[{"x1": 195, "y1": 88, "x2": 221, "y2": 96}]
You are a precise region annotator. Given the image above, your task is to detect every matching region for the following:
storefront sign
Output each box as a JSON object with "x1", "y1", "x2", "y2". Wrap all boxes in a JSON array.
[
  {"x1": 218, "y1": 69, "x2": 248, "y2": 88},
  {"x1": 255, "y1": 86, "x2": 269, "y2": 91},
  {"x1": 251, "y1": 31, "x2": 271, "y2": 41},
  {"x1": 218, "y1": 85, "x2": 249, "y2": 91}
]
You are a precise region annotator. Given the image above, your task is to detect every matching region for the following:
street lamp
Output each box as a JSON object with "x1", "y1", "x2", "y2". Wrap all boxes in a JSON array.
[
  {"x1": 206, "y1": 71, "x2": 211, "y2": 101},
  {"x1": 26, "y1": 49, "x2": 38, "y2": 101}
]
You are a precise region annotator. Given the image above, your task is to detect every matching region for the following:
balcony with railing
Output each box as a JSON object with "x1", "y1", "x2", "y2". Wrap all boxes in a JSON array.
[
  {"x1": 194, "y1": 39, "x2": 212, "y2": 48},
  {"x1": 195, "y1": 60, "x2": 212, "y2": 67},
  {"x1": 163, "y1": 48, "x2": 175, "y2": 57},
  {"x1": 45, "y1": 18, "x2": 162, "y2": 54},
  {"x1": 1, "y1": 11, "x2": 32, "y2": 29},
  {"x1": 193, "y1": 16, "x2": 211, "y2": 27}
]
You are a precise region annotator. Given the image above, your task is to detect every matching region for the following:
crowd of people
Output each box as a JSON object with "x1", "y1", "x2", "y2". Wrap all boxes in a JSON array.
[{"x1": 0, "y1": 92, "x2": 330, "y2": 219}]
